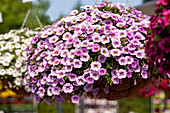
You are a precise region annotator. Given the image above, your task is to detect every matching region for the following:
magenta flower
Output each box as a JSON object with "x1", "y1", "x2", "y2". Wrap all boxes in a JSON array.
[
  {"x1": 112, "y1": 40, "x2": 121, "y2": 48},
  {"x1": 159, "y1": 37, "x2": 170, "y2": 53},
  {"x1": 101, "y1": 47, "x2": 110, "y2": 57},
  {"x1": 158, "y1": 60, "x2": 170, "y2": 75}
]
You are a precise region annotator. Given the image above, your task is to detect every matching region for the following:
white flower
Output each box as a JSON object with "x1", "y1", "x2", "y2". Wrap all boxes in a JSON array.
[
  {"x1": 14, "y1": 78, "x2": 22, "y2": 86},
  {"x1": 15, "y1": 43, "x2": 21, "y2": 48},
  {"x1": 6, "y1": 68, "x2": 13, "y2": 75},
  {"x1": 2, "y1": 60, "x2": 9, "y2": 66},
  {"x1": 21, "y1": 44, "x2": 27, "y2": 50},
  {"x1": 22, "y1": 51, "x2": 27, "y2": 57},
  {"x1": 0, "y1": 69, "x2": 6, "y2": 75},
  {"x1": 21, "y1": 66, "x2": 26, "y2": 72},
  {"x1": 12, "y1": 70, "x2": 19, "y2": 77},
  {"x1": 13, "y1": 36, "x2": 20, "y2": 42},
  {"x1": 15, "y1": 61, "x2": 22, "y2": 68},
  {"x1": 15, "y1": 49, "x2": 21, "y2": 56}
]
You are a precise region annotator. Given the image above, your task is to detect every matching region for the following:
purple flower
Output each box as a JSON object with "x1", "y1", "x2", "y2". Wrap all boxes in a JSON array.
[
  {"x1": 101, "y1": 47, "x2": 110, "y2": 57},
  {"x1": 65, "y1": 65, "x2": 73, "y2": 72},
  {"x1": 112, "y1": 40, "x2": 121, "y2": 48},
  {"x1": 71, "y1": 95, "x2": 80, "y2": 103},
  {"x1": 49, "y1": 36, "x2": 58, "y2": 43},
  {"x1": 63, "y1": 83, "x2": 73, "y2": 93},
  {"x1": 56, "y1": 27, "x2": 65, "y2": 36},
  {"x1": 87, "y1": 27, "x2": 94, "y2": 34},
  {"x1": 141, "y1": 70, "x2": 148, "y2": 79},
  {"x1": 98, "y1": 68, "x2": 106, "y2": 75},
  {"x1": 92, "y1": 43, "x2": 100, "y2": 52},
  {"x1": 131, "y1": 61, "x2": 137, "y2": 68},
  {"x1": 63, "y1": 32, "x2": 72, "y2": 40},
  {"x1": 47, "y1": 86, "x2": 53, "y2": 96},
  {"x1": 58, "y1": 78, "x2": 65, "y2": 85},
  {"x1": 52, "y1": 86, "x2": 61, "y2": 95},
  {"x1": 92, "y1": 33, "x2": 101, "y2": 42},
  {"x1": 69, "y1": 74, "x2": 77, "y2": 81},
  {"x1": 57, "y1": 70, "x2": 65, "y2": 78},
  {"x1": 73, "y1": 59, "x2": 82, "y2": 68},
  {"x1": 86, "y1": 76, "x2": 94, "y2": 84},
  {"x1": 66, "y1": 38, "x2": 74, "y2": 44},
  {"x1": 90, "y1": 70, "x2": 100, "y2": 80},
  {"x1": 117, "y1": 69, "x2": 127, "y2": 79},
  {"x1": 80, "y1": 54, "x2": 90, "y2": 62},
  {"x1": 81, "y1": 40, "x2": 89, "y2": 47},
  {"x1": 76, "y1": 76, "x2": 85, "y2": 85},
  {"x1": 110, "y1": 49, "x2": 121, "y2": 56},
  {"x1": 111, "y1": 76, "x2": 119, "y2": 84},
  {"x1": 126, "y1": 71, "x2": 132, "y2": 78},
  {"x1": 125, "y1": 56, "x2": 134, "y2": 64},
  {"x1": 104, "y1": 86, "x2": 109, "y2": 94},
  {"x1": 118, "y1": 30, "x2": 127, "y2": 38},
  {"x1": 37, "y1": 87, "x2": 45, "y2": 98},
  {"x1": 75, "y1": 49, "x2": 83, "y2": 56},
  {"x1": 83, "y1": 84, "x2": 93, "y2": 92},
  {"x1": 52, "y1": 50, "x2": 60, "y2": 56},
  {"x1": 52, "y1": 78, "x2": 58, "y2": 87},
  {"x1": 41, "y1": 76, "x2": 47, "y2": 85},
  {"x1": 98, "y1": 55, "x2": 106, "y2": 63},
  {"x1": 93, "y1": 88, "x2": 99, "y2": 96},
  {"x1": 118, "y1": 57, "x2": 127, "y2": 65},
  {"x1": 135, "y1": 50, "x2": 145, "y2": 59},
  {"x1": 91, "y1": 61, "x2": 101, "y2": 71},
  {"x1": 55, "y1": 95, "x2": 65, "y2": 103},
  {"x1": 127, "y1": 43, "x2": 136, "y2": 50},
  {"x1": 101, "y1": 35, "x2": 110, "y2": 44}
]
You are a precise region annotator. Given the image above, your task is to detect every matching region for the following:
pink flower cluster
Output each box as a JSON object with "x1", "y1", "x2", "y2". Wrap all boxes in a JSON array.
[
  {"x1": 145, "y1": 0, "x2": 170, "y2": 77},
  {"x1": 25, "y1": 2, "x2": 150, "y2": 104}
]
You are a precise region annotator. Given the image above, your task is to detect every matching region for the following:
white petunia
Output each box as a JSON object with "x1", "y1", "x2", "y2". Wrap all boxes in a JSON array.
[
  {"x1": 0, "y1": 69, "x2": 6, "y2": 75},
  {"x1": 15, "y1": 43, "x2": 21, "y2": 48}
]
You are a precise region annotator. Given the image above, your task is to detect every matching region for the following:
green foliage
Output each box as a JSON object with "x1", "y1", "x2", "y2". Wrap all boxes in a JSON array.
[
  {"x1": 119, "y1": 97, "x2": 151, "y2": 113},
  {"x1": 0, "y1": 0, "x2": 51, "y2": 34}
]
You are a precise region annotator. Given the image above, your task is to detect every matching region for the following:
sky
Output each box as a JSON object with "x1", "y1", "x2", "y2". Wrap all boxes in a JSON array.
[{"x1": 45, "y1": 0, "x2": 143, "y2": 21}]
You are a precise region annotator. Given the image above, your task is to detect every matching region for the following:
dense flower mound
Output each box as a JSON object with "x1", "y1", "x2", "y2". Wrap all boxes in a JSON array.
[
  {"x1": 145, "y1": 0, "x2": 170, "y2": 78},
  {"x1": 25, "y1": 2, "x2": 150, "y2": 104},
  {"x1": 0, "y1": 28, "x2": 39, "y2": 92}
]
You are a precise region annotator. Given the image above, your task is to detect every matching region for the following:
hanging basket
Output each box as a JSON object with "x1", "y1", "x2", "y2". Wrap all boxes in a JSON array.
[
  {"x1": 0, "y1": 28, "x2": 39, "y2": 98},
  {"x1": 25, "y1": 1, "x2": 151, "y2": 104},
  {"x1": 87, "y1": 75, "x2": 152, "y2": 100}
]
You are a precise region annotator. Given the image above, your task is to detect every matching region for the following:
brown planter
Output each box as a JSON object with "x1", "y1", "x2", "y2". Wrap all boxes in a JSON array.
[{"x1": 87, "y1": 76, "x2": 152, "y2": 100}]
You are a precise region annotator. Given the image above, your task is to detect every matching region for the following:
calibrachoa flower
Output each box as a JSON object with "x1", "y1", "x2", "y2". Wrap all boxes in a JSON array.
[
  {"x1": 145, "y1": 0, "x2": 170, "y2": 78},
  {"x1": 25, "y1": 1, "x2": 150, "y2": 104},
  {"x1": 0, "y1": 28, "x2": 39, "y2": 93}
]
